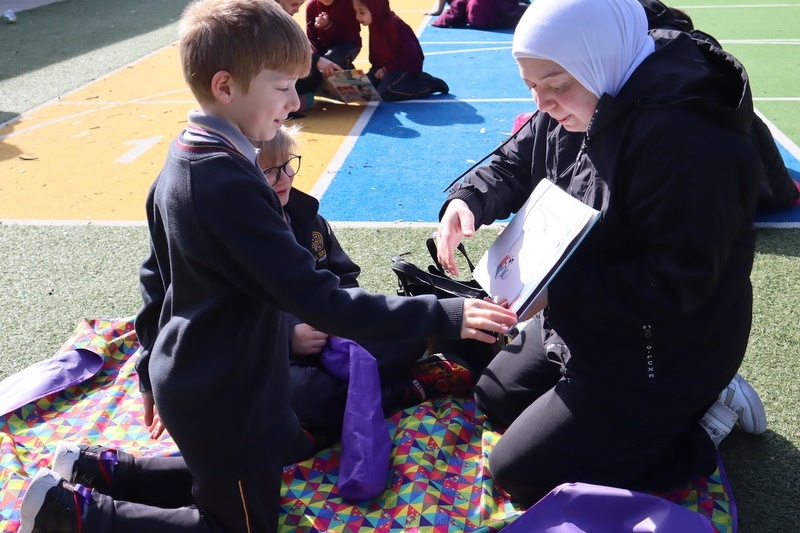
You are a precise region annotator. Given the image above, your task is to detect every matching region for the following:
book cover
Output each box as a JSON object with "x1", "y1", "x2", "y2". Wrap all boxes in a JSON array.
[
  {"x1": 473, "y1": 179, "x2": 600, "y2": 317},
  {"x1": 321, "y1": 69, "x2": 382, "y2": 104}
]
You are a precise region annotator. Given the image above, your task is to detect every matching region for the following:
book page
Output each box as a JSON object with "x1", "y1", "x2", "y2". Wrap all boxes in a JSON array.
[
  {"x1": 321, "y1": 69, "x2": 382, "y2": 104},
  {"x1": 473, "y1": 180, "x2": 600, "y2": 316}
]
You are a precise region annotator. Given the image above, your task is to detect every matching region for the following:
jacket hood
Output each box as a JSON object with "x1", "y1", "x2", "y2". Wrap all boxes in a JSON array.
[
  {"x1": 360, "y1": 0, "x2": 392, "y2": 22},
  {"x1": 638, "y1": 0, "x2": 693, "y2": 32},
  {"x1": 615, "y1": 30, "x2": 753, "y2": 133}
]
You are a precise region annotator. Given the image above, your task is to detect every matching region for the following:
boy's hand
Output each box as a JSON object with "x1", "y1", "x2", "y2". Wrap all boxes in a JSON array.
[
  {"x1": 149, "y1": 412, "x2": 168, "y2": 440},
  {"x1": 142, "y1": 390, "x2": 155, "y2": 426},
  {"x1": 142, "y1": 390, "x2": 168, "y2": 439},
  {"x1": 318, "y1": 57, "x2": 342, "y2": 77},
  {"x1": 436, "y1": 199, "x2": 475, "y2": 276},
  {"x1": 292, "y1": 323, "x2": 329, "y2": 356},
  {"x1": 375, "y1": 67, "x2": 387, "y2": 80},
  {"x1": 460, "y1": 298, "x2": 517, "y2": 344}
]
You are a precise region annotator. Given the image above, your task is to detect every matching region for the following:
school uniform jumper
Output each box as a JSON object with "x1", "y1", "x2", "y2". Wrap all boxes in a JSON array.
[
  {"x1": 450, "y1": 32, "x2": 762, "y2": 504},
  {"x1": 79, "y1": 111, "x2": 464, "y2": 532}
]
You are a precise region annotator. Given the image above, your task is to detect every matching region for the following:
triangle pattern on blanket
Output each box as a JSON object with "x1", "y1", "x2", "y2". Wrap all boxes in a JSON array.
[{"x1": 0, "y1": 318, "x2": 735, "y2": 533}]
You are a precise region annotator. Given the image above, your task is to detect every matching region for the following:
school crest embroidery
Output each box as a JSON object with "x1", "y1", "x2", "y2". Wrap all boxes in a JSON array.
[{"x1": 311, "y1": 231, "x2": 327, "y2": 262}]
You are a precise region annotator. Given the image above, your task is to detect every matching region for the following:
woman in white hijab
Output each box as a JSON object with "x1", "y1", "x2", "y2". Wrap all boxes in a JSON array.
[{"x1": 436, "y1": 0, "x2": 766, "y2": 505}]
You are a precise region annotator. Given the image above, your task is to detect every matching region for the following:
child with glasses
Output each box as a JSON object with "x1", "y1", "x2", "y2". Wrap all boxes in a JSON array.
[{"x1": 252, "y1": 126, "x2": 481, "y2": 447}]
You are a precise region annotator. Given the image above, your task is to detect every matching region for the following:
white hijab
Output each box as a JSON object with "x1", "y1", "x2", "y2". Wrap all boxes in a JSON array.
[{"x1": 511, "y1": 0, "x2": 655, "y2": 98}]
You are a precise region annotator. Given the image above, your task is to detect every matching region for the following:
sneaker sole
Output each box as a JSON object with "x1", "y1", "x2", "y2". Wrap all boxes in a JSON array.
[{"x1": 19, "y1": 468, "x2": 61, "y2": 533}]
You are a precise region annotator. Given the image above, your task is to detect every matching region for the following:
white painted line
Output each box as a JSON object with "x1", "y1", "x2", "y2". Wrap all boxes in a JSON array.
[
  {"x1": 383, "y1": 98, "x2": 531, "y2": 103},
  {"x1": 753, "y1": 97, "x2": 800, "y2": 101},
  {"x1": 420, "y1": 41, "x2": 512, "y2": 45},
  {"x1": 329, "y1": 221, "x2": 508, "y2": 229},
  {"x1": 0, "y1": 103, "x2": 121, "y2": 141},
  {"x1": 425, "y1": 46, "x2": 512, "y2": 56},
  {"x1": 720, "y1": 39, "x2": 800, "y2": 45},
  {"x1": 677, "y1": 3, "x2": 800, "y2": 8},
  {"x1": 309, "y1": 102, "x2": 379, "y2": 199},
  {"x1": 115, "y1": 136, "x2": 164, "y2": 164},
  {"x1": 0, "y1": 44, "x2": 180, "y2": 130},
  {"x1": 0, "y1": 219, "x2": 148, "y2": 226},
  {"x1": 755, "y1": 108, "x2": 800, "y2": 161}
]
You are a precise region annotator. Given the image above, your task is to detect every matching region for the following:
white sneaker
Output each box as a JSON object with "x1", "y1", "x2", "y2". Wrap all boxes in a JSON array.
[
  {"x1": 700, "y1": 373, "x2": 767, "y2": 447},
  {"x1": 700, "y1": 401, "x2": 738, "y2": 448},
  {"x1": 720, "y1": 373, "x2": 767, "y2": 435}
]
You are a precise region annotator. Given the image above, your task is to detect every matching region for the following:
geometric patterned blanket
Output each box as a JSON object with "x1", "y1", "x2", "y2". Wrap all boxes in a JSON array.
[{"x1": 0, "y1": 318, "x2": 736, "y2": 533}]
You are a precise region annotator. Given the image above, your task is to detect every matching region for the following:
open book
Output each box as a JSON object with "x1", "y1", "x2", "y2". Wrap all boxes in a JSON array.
[
  {"x1": 473, "y1": 179, "x2": 600, "y2": 317},
  {"x1": 320, "y1": 69, "x2": 381, "y2": 104}
]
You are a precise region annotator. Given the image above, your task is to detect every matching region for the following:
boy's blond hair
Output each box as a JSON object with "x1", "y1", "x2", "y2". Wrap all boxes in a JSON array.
[
  {"x1": 179, "y1": 0, "x2": 311, "y2": 104},
  {"x1": 253, "y1": 125, "x2": 301, "y2": 162}
]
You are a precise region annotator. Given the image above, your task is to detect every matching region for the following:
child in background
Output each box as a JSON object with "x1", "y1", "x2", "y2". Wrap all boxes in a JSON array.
[
  {"x1": 253, "y1": 126, "x2": 479, "y2": 444},
  {"x1": 278, "y1": 0, "x2": 306, "y2": 15},
  {"x1": 354, "y1": 0, "x2": 450, "y2": 101},
  {"x1": 274, "y1": 0, "x2": 341, "y2": 116},
  {"x1": 430, "y1": 0, "x2": 527, "y2": 29},
  {"x1": 306, "y1": 0, "x2": 362, "y2": 73},
  {"x1": 18, "y1": 0, "x2": 517, "y2": 531}
]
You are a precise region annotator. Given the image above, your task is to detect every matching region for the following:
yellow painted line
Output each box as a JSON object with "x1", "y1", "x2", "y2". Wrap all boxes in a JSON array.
[{"x1": 0, "y1": 0, "x2": 436, "y2": 222}]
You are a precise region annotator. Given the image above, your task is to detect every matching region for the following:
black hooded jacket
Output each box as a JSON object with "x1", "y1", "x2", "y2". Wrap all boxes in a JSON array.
[{"x1": 447, "y1": 32, "x2": 762, "y2": 412}]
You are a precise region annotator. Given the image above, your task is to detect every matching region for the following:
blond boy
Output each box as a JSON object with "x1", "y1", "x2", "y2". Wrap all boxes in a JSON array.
[{"x1": 19, "y1": 0, "x2": 515, "y2": 531}]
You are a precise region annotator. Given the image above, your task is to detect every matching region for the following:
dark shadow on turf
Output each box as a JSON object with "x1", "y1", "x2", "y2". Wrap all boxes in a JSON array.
[
  {"x1": 0, "y1": 0, "x2": 186, "y2": 81},
  {"x1": 721, "y1": 430, "x2": 800, "y2": 532}
]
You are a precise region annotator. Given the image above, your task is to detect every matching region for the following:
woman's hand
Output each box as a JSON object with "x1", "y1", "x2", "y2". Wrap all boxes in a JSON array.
[
  {"x1": 460, "y1": 298, "x2": 517, "y2": 344},
  {"x1": 317, "y1": 57, "x2": 342, "y2": 77},
  {"x1": 436, "y1": 199, "x2": 475, "y2": 276},
  {"x1": 374, "y1": 67, "x2": 387, "y2": 80}
]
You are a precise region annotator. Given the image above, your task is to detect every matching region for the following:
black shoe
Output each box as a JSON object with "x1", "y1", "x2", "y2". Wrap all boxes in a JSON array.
[
  {"x1": 19, "y1": 468, "x2": 91, "y2": 533},
  {"x1": 52, "y1": 441, "x2": 118, "y2": 494},
  {"x1": 430, "y1": 76, "x2": 449, "y2": 95}
]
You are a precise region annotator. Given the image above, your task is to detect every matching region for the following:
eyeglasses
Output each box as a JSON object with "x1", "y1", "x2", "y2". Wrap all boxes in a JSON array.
[{"x1": 261, "y1": 154, "x2": 301, "y2": 186}]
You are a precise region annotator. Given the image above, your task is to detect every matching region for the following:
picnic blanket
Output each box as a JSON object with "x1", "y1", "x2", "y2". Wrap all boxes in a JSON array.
[{"x1": 0, "y1": 317, "x2": 737, "y2": 532}]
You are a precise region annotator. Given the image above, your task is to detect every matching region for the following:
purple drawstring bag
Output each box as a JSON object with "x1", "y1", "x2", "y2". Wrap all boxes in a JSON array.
[
  {"x1": 502, "y1": 482, "x2": 716, "y2": 533},
  {"x1": 0, "y1": 349, "x2": 104, "y2": 417},
  {"x1": 319, "y1": 337, "x2": 391, "y2": 500}
]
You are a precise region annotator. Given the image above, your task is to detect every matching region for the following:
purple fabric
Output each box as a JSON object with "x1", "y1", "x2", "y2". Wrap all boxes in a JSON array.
[
  {"x1": 503, "y1": 482, "x2": 716, "y2": 532},
  {"x1": 0, "y1": 349, "x2": 104, "y2": 417},
  {"x1": 319, "y1": 337, "x2": 391, "y2": 500}
]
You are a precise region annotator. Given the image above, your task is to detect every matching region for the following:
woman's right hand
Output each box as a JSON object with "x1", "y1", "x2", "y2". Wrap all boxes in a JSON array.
[{"x1": 436, "y1": 199, "x2": 475, "y2": 276}]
